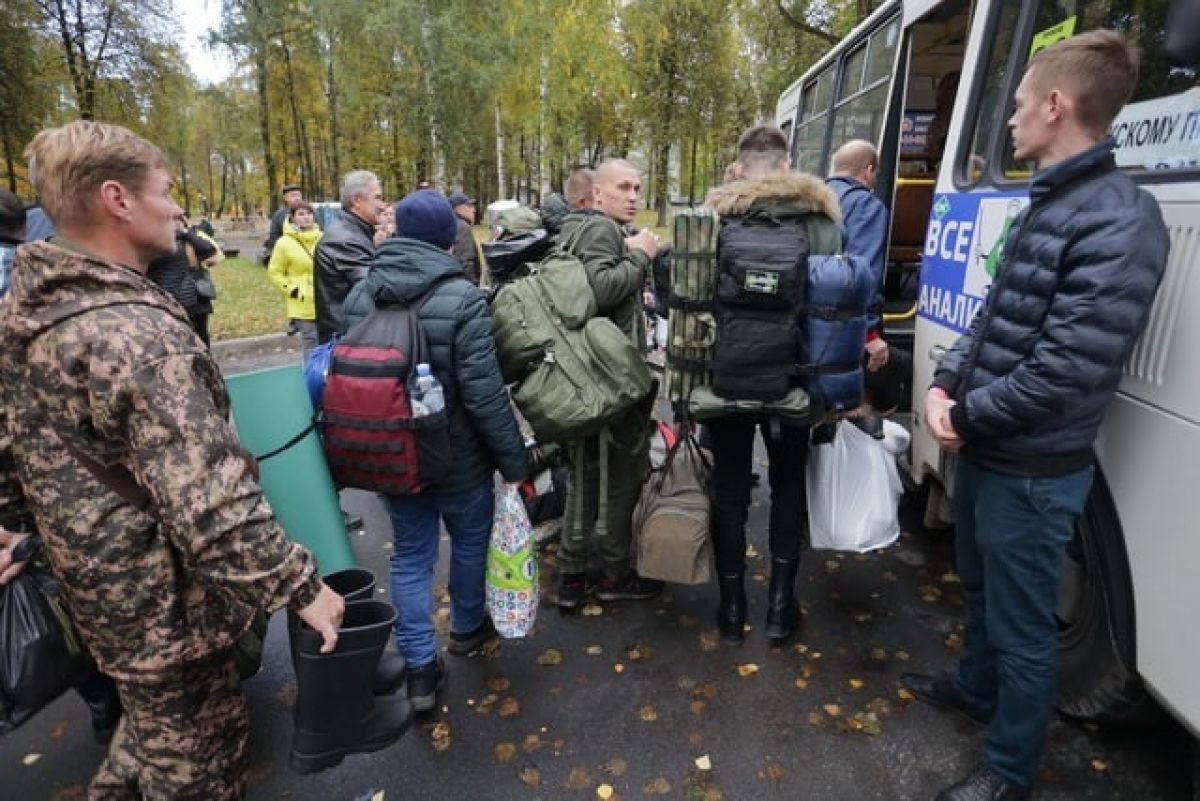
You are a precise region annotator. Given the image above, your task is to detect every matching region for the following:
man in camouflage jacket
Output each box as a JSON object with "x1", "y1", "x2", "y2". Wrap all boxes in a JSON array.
[{"x1": 0, "y1": 120, "x2": 343, "y2": 800}]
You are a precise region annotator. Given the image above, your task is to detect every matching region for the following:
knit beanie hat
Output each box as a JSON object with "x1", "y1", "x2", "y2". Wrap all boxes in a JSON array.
[{"x1": 394, "y1": 190, "x2": 458, "y2": 250}]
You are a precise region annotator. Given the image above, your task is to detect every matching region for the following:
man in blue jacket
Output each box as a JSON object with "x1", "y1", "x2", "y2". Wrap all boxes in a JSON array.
[
  {"x1": 341, "y1": 190, "x2": 528, "y2": 713},
  {"x1": 905, "y1": 31, "x2": 1170, "y2": 801},
  {"x1": 827, "y1": 140, "x2": 889, "y2": 375}
]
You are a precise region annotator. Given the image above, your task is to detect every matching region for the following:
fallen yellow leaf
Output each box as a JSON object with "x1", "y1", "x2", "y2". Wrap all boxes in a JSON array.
[
  {"x1": 537, "y1": 648, "x2": 564, "y2": 666},
  {"x1": 694, "y1": 754, "x2": 712, "y2": 771},
  {"x1": 372, "y1": 792, "x2": 385, "y2": 801},
  {"x1": 602, "y1": 757, "x2": 628, "y2": 776},
  {"x1": 823, "y1": 704, "x2": 842, "y2": 716},
  {"x1": 895, "y1": 650, "x2": 911, "y2": 661},
  {"x1": 613, "y1": 663, "x2": 626, "y2": 673},
  {"x1": 487, "y1": 676, "x2": 512, "y2": 693},
  {"x1": 522, "y1": 734, "x2": 544, "y2": 751},
  {"x1": 897, "y1": 688, "x2": 915, "y2": 702},
  {"x1": 643, "y1": 776, "x2": 672, "y2": 795},
  {"x1": 849, "y1": 678, "x2": 865, "y2": 691},
  {"x1": 639, "y1": 705, "x2": 659, "y2": 722},
  {"x1": 597, "y1": 783, "x2": 615, "y2": 800},
  {"x1": 1091, "y1": 759, "x2": 1109, "y2": 773},
  {"x1": 793, "y1": 677, "x2": 809, "y2": 690},
  {"x1": 586, "y1": 645, "x2": 604, "y2": 655},
  {"x1": 690, "y1": 700, "x2": 706, "y2": 714},
  {"x1": 870, "y1": 647, "x2": 889, "y2": 661},
  {"x1": 499, "y1": 697, "x2": 521, "y2": 717},
  {"x1": 764, "y1": 763, "x2": 785, "y2": 781},
  {"x1": 494, "y1": 742, "x2": 516, "y2": 761},
  {"x1": 628, "y1": 643, "x2": 655, "y2": 661},
  {"x1": 566, "y1": 765, "x2": 594, "y2": 790},
  {"x1": 581, "y1": 603, "x2": 604, "y2": 617},
  {"x1": 736, "y1": 663, "x2": 760, "y2": 677},
  {"x1": 697, "y1": 631, "x2": 720, "y2": 652},
  {"x1": 430, "y1": 721, "x2": 451, "y2": 752},
  {"x1": 824, "y1": 560, "x2": 841, "y2": 573},
  {"x1": 23, "y1": 753, "x2": 41, "y2": 766},
  {"x1": 519, "y1": 766, "x2": 542, "y2": 788}
]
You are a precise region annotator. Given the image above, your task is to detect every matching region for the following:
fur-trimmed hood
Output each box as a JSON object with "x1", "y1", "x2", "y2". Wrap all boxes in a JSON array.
[{"x1": 706, "y1": 172, "x2": 841, "y2": 222}]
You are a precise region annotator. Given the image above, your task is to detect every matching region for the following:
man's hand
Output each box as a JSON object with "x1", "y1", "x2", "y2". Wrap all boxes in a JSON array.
[
  {"x1": 0, "y1": 528, "x2": 33, "y2": 586},
  {"x1": 925, "y1": 387, "x2": 964, "y2": 452},
  {"x1": 296, "y1": 582, "x2": 345, "y2": 654},
  {"x1": 865, "y1": 337, "x2": 889, "y2": 372},
  {"x1": 625, "y1": 229, "x2": 661, "y2": 259}
]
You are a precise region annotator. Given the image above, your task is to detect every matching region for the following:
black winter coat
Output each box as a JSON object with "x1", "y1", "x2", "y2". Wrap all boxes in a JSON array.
[
  {"x1": 146, "y1": 229, "x2": 217, "y2": 318},
  {"x1": 934, "y1": 138, "x2": 1170, "y2": 475},
  {"x1": 341, "y1": 237, "x2": 528, "y2": 494},
  {"x1": 315, "y1": 210, "x2": 375, "y2": 343}
]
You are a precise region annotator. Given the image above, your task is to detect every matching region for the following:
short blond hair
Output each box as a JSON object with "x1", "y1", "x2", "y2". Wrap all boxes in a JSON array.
[
  {"x1": 24, "y1": 121, "x2": 166, "y2": 230},
  {"x1": 1026, "y1": 30, "x2": 1140, "y2": 135}
]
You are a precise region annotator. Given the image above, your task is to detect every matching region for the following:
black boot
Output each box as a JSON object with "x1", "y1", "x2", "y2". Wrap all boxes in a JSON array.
[
  {"x1": 292, "y1": 568, "x2": 406, "y2": 695},
  {"x1": 290, "y1": 600, "x2": 414, "y2": 774},
  {"x1": 717, "y1": 573, "x2": 746, "y2": 643},
  {"x1": 74, "y1": 671, "x2": 122, "y2": 745},
  {"x1": 764, "y1": 556, "x2": 800, "y2": 643}
]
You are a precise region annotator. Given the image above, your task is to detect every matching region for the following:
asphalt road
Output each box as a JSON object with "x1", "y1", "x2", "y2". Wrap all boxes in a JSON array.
[{"x1": 1, "y1": 351, "x2": 1194, "y2": 801}]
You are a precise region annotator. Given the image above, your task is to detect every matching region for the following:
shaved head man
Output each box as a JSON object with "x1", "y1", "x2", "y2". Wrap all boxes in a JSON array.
[
  {"x1": 565, "y1": 167, "x2": 595, "y2": 210},
  {"x1": 830, "y1": 139, "x2": 879, "y2": 190},
  {"x1": 554, "y1": 157, "x2": 662, "y2": 609}
]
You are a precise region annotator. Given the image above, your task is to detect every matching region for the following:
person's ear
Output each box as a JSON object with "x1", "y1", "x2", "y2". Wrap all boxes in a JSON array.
[
  {"x1": 98, "y1": 180, "x2": 132, "y2": 222},
  {"x1": 1046, "y1": 89, "x2": 1066, "y2": 124}
]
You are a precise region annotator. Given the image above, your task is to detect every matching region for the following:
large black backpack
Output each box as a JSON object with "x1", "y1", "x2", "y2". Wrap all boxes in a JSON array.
[{"x1": 710, "y1": 209, "x2": 810, "y2": 402}]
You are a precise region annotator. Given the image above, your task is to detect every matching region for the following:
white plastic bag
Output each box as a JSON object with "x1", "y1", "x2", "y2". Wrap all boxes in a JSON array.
[
  {"x1": 486, "y1": 484, "x2": 539, "y2": 638},
  {"x1": 806, "y1": 421, "x2": 902, "y2": 553}
]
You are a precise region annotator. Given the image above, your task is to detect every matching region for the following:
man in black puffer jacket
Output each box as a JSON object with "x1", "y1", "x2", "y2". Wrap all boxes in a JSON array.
[
  {"x1": 341, "y1": 190, "x2": 527, "y2": 714},
  {"x1": 904, "y1": 32, "x2": 1170, "y2": 801}
]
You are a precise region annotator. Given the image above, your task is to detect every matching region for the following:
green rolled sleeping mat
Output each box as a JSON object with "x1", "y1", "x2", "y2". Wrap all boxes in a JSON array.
[{"x1": 224, "y1": 365, "x2": 357, "y2": 573}]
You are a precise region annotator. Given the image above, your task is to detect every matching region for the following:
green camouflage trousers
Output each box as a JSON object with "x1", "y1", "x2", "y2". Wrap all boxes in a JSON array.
[
  {"x1": 88, "y1": 655, "x2": 248, "y2": 801},
  {"x1": 558, "y1": 405, "x2": 652, "y2": 577}
]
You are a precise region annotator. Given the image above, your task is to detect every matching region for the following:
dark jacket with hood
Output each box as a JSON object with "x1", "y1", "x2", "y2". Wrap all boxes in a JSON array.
[
  {"x1": 0, "y1": 240, "x2": 319, "y2": 681},
  {"x1": 146, "y1": 227, "x2": 218, "y2": 319},
  {"x1": 933, "y1": 138, "x2": 1170, "y2": 475},
  {"x1": 315, "y1": 209, "x2": 376, "y2": 342},
  {"x1": 341, "y1": 237, "x2": 527, "y2": 494}
]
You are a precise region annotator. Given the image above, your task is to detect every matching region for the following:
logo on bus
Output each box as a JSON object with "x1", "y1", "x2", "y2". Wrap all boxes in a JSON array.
[{"x1": 919, "y1": 192, "x2": 1029, "y2": 334}]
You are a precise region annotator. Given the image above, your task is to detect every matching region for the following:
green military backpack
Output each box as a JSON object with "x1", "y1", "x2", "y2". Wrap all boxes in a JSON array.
[{"x1": 492, "y1": 230, "x2": 653, "y2": 444}]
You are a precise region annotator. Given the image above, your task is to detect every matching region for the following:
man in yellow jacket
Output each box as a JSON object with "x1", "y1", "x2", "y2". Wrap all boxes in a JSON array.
[{"x1": 267, "y1": 201, "x2": 322, "y2": 352}]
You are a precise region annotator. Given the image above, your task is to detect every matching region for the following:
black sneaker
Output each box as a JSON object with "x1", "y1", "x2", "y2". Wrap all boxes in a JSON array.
[
  {"x1": 900, "y1": 672, "x2": 991, "y2": 726},
  {"x1": 448, "y1": 616, "x2": 498, "y2": 656},
  {"x1": 594, "y1": 570, "x2": 663, "y2": 602},
  {"x1": 406, "y1": 656, "x2": 446, "y2": 713},
  {"x1": 557, "y1": 572, "x2": 590, "y2": 611}
]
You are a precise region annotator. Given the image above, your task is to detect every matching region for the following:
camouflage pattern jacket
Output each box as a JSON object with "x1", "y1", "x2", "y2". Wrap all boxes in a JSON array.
[{"x1": 0, "y1": 240, "x2": 320, "y2": 682}]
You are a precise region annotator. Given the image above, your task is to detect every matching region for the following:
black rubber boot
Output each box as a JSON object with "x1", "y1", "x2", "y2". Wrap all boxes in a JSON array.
[
  {"x1": 716, "y1": 573, "x2": 747, "y2": 643},
  {"x1": 75, "y1": 671, "x2": 122, "y2": 745},
  {"x1": 292, "y1": 568, "x2": 406, "y2": 695},
  {"x1": 764, "y1": 556, "x2": 801, "y2": 643},
  {"x1": 290, "y1": 600, "x2": 414, "y2": 775}
]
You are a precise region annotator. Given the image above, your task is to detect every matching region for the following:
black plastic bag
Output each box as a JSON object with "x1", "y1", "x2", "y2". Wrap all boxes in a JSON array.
[{"x1": 0, "y1": 569, "x2": 92, "y2": 734}]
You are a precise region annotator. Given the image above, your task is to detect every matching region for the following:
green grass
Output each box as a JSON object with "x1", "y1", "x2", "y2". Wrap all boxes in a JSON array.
[{"x1": 208, "y1": 257, "x2": 289, "y2": 341}]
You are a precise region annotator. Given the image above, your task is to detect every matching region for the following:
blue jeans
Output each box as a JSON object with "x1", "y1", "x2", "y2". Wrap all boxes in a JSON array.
[
  {"x1": 385, "y1": 482, "x2": 495, "y2": 668},
  {"x1": 952, "y1": 457, "x2": 1094, "y2": 788}
]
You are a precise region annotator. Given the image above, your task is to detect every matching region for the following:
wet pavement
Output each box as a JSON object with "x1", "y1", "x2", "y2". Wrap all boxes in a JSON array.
[{"x1": 1, "y1": 352, "x2": 1195, "y2": 800}]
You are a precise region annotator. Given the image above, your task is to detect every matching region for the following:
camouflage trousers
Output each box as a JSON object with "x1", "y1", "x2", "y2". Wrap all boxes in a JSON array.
[
  {"x1": 88, "y1": 654, "x2": 249, "y2": 801},
  {"x1": 558, "y1": 405, "x2": 652, "y2": 577}
]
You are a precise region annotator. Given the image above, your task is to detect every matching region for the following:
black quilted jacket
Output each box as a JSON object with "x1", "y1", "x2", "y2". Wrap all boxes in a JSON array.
[{"x1": 933, "y1": 137, "x2": 1170, "y2": 475}]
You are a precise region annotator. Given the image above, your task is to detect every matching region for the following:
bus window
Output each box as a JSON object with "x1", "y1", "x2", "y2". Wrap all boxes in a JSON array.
[
  {"x1": 1001, "y1": 0, "x2": 1199, "y2": 178},
  {"x1": 794, "y1": 66, "x2": 838, "y2": 173},
  {"x1": 828, "y1": 13, "x2": 901, "y2": 155},
  {"x1": 956, "y1": 0, "x2": 1023, "y2": 186},
  {"x1": 865, "y1": 16, "x2": 902, "y2": 85},
  {"x1": 840, "y1": 44, "x2": 868, "y2": 99}
]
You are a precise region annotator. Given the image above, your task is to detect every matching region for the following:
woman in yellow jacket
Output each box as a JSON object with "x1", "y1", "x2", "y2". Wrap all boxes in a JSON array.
[{"x1": 267, "y1": 201, "x2": 321, "y2": 352}]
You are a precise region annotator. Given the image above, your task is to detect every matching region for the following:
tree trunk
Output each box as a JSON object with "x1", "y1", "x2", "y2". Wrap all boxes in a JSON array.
[
  {"x1": 326, "y1": 39, "x2": 342, "y2": 187},
  {"x1": 280, "y1": 38, "x2": 315, "y2": 195},
  {"x1": 655, "y1": 140, "x2": 670, "y2": 228},
  {"x1": 253, "y1": 49, "x2": 278, "y2": 214},
  {"x1": 688, "y1": 136, "x2": 699, "y2": 204},
  {"x1": 2, "y1": 125, "x2": 16, "y2": 193},
  {"x1": 494, "y1": 101, "x2": 506, "y2": 199}
]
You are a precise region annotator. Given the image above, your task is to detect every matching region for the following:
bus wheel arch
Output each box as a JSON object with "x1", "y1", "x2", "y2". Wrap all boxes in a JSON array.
[{"x1": 1056, "y1": 467, "x2": 1161, "y2": 725}]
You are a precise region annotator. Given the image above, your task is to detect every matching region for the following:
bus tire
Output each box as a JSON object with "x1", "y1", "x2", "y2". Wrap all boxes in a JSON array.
[{"x1": 1056, "y1": 470, "x2": 1161, "y2": 725}]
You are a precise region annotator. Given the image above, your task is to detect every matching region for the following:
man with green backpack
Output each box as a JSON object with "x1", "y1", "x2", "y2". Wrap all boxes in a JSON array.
[{"x1": 554, "y1": 159, "x2": 663, "y2": 610}]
